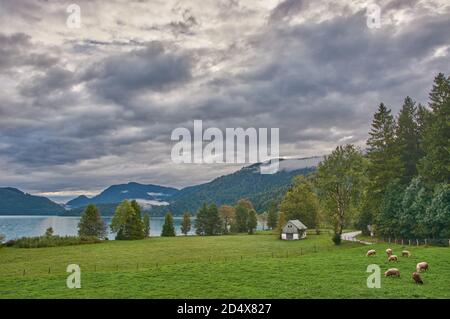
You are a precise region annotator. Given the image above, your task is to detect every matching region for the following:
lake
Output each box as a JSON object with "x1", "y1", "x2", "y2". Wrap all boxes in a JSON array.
[{"x1": 0, "y1": 215, "x2": 196, "y2": 241}]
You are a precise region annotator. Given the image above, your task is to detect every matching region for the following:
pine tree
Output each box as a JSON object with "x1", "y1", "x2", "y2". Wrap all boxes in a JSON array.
[
  {"x1": 111, "y1": 200, "x2": 144, "y2": 240},
  {"x1": 195, "y1": 203, "x2": 209, "y2": 235},
  {"x1": 161, "y1": 212, "x2": 176, "y2": 237},
  {"x1": 366, "y1": 103, "x2": 403, "y2": 219},
  {"x1": 45, "y1": 227, "x2": 54, "y2": 237},
  {"x1": 267, "y1": 201, "x2": 278, "y2": 230},
  {"x1": 247, "y1": 209, "x2": 258, "y2": 234},
  {"x1": 181, "y1": 212, "x2": 191, "y2": 235},
  {"x1": 78, "y1": 204, "x2": 107, "y2": 239},
  {"x1": 234, "y1": 203, "x2": 249, "y2": 233},
  {"x1": 419, "y1": 73, "x2": 450, "y2": 185},
  {"x1": 143, "y1": 213, "x2": 150, "y2": 237},
  {"x1": 396, "y1": 96, "x2": 421, "y2": 183}
]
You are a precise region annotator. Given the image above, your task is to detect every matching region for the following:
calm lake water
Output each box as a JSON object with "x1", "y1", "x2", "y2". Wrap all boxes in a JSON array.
[{"x1": 0, "y1": 215, "x2": 196, "y2": 241}]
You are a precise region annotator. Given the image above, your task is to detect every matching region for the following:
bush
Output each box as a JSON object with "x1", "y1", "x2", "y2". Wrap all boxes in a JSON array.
[
  {"x1": 332, "y1": 233, "x2": 342, "y2": 245},
  {"x1": 5, "y1": 235, "x2": 102, "y2": 248}
]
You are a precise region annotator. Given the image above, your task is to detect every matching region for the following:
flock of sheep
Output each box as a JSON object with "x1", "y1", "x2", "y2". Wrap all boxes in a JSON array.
[{"x1": 366, "y1": 248, "x2": 429, "y2": 284}]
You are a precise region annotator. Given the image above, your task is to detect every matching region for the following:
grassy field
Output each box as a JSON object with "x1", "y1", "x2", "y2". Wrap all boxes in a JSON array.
[{"x1": 1, "y1": 231, "x2": 449, "y2": 298}]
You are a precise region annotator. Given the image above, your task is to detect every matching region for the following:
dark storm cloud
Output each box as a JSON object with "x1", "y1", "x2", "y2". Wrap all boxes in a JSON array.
[
  {"x1": 0, "y1": 33, "x2": 58, "y2": 70},
  {"x1": 82, "y1": 42, "x2": 192, "y2": 104},
  {"x1": 269, "y1": 0, "x2": 310, "y2": 23},
  {"x1": 0, "y1": 0, "x2": 449, "y2": 195}
]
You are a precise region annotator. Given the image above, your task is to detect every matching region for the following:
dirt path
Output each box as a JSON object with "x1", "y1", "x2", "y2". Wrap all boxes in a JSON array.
[{"x1": 341, "y1": 231, "x2": 373, "y2": 245}]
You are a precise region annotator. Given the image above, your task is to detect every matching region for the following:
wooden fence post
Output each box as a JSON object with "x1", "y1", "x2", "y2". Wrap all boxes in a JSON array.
[
  {"x1": 389, "y1": 237, "x2": 391, "y2": 243},
  {"x1": 48, "y1": 267, "x2": 51, "y2": 274},
  {"x1": 401, "y1": 239, "x2": 404, "y2": 246},
  {"x1": 416, "y1": 239, "x2": 419, "y2": 246},
  {"x1": 409, "y1": 239, "x2": 411, "y2": 246},
  {"x1": 425, "y1": 239, "x2": 427, "y2": 246}
]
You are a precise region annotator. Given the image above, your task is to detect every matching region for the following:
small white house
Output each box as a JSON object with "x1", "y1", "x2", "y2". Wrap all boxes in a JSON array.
[{"x1": 281, "y1": 220, "x2": 308, "y2": 240}]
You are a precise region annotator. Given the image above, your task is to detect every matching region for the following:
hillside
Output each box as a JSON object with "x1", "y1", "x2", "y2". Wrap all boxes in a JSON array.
[
  {"x1": 66, "y1": 182, "x2": 179, "y2": 208},
  {"x1": 0, "y1": 188, "x2": 65, "y2": 215},
  {"x1": 150, "y1": 157, "x2": 321, "y2": 216}
]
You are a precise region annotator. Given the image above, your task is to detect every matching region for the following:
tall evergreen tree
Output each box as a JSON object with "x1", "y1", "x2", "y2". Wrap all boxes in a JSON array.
[
  {"x1": 247, "y1": 210, "x2": 258, "y2": 234},
  {"x1": 181, "y1": 212, "x2": 191, "y2": 235},
  {"x1": 143, "y1": 213, "x2": 150, "y2": 237},
  {"x1": 111, "y1": 200, "x2": 145, "y2": 240},
  {"x1": 365, "y1": 103, "x2": 403, "y2": 220},
  {"x1": 195, "y1": 204, "x2": 222, "y2": 235},
  {"x1": 419, "y1": 73, "x2": 450, "y2": 185},
  {"x1": 396, "y1": 96, "x2": 421, "y2": 183},
  {"x1": 234, "y1": 203, "x2": 249, "y2": 233},
  {"x1": 78, "y1": 204, "x2": 107, "y2": 239},
  {"x1": 267, "y1": 202, "x2": 278, "y2": 230},
  {"x1": 161, "y1": 212, "x2": 176, "y2": 237}
]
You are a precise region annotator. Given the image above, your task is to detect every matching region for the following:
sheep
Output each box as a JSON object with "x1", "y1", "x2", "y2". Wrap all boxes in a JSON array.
[
  {"x1": 386, "y1": 248, "x2": 393, "y2": 257},
  {"x1": 366, "y1": 249, "x2": 376, "y2": 257},
  {"x1": 402, "y1": 250, "x2": 411, "y2": 257},
  {"x1": 416, "y1": 261, "x2": 429, "y2": 272},
  {"x1": 412, "y1": 272, "x2": 423, "y2": 284},
  {"x1": 388, "y1": 255, "x2": 398, "y2": 262},
  {"x1": 385, "y1": 268, "x2": 400, "y2": 277}
]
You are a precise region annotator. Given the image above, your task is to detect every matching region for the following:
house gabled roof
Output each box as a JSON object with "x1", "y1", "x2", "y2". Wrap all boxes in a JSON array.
[{"x1": 288, "y1": 219, "x2": 308, "y2": 230}]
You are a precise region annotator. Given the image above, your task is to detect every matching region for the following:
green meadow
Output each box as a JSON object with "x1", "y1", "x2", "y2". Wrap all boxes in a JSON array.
[{"x1": 1, "y1": 232, "x2": 449, "y2": 298}]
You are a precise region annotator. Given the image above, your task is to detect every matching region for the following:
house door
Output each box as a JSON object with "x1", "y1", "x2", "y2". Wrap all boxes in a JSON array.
[{"x1": 286, "y1": 233, "x2": 293, "y2": 240}]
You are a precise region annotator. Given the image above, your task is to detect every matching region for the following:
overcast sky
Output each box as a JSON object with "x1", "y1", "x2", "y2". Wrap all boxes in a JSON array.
[{"x1": 0, "y1": 0, "x2": 449, "y2": 201}]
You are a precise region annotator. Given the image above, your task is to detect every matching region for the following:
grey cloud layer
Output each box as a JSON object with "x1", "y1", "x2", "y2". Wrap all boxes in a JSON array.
[{"x1": 0, "y1": 0, "x2": 449, "y2": 196}]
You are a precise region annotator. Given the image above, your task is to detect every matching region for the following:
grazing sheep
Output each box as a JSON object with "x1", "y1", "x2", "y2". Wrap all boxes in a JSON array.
[
  {"x1": 386, "y1": 248, "x2": 393, "y2": 257},
  {"x1": 388, "y1": 255, "x2": 398, "y2": 262},
  {"x1": 366, "y1": 249, "x2": 376, "y2": 257},
  {"x1": 416, "y1": 262, "x2": 429, "y2": 272},
  {"x1": 385, "y1": 268, "x2": 400, "y2": 277},
  {"x1": 412, "y1": 272, "x2": 423, "y2": 284},
  {"x1": 402, "y1": 250, "x2": 411, "y2": 257}
]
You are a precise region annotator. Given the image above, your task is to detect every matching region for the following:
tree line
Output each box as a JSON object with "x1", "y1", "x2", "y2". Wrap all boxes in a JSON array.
[{"x1": 271, "y1": 73, "x2": 449, "y2": 245}]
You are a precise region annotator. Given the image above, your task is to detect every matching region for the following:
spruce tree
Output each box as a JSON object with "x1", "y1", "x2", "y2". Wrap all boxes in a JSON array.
[
  {"x1": 234, "y1": 203, "x2": 249, "y2": 233},
  {"x1": 195, "y1": 203, "x2": 209, "y2": 235},
  {"x1": 266, "y1": 202, "x2": 278, "y2": 230},
  {"x1": 161, "y1": 212, "x2": 176, "y2": 237},
  {"x1": 396, "y1": 96, "x2": 421, "y2": 183},
  {"x1": 78, "y1": 204, "x2": 107, "y2": 239},
  {"x1": 247, "y1": 209, "x2": 258, "y2": 234},
  {"x1": 366, "y1": 103, "x2": 402, "y2": 219},
  {"x1": 419, "y1": 73, "x2": 450, "y2": 185}
]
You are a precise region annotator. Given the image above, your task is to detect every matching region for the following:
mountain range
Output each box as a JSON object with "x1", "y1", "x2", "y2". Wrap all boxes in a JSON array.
[
  {"x1": 0, "y1": 187, "x2": 65, "y2": 215},
  {"x1": 0, "y1": 156, "x2": 323, "y2": 216}
]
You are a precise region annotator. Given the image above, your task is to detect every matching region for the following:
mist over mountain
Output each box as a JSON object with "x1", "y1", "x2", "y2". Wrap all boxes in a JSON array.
[{"x1": 1, "y1": 157, "x2": 323, "y2": 216}]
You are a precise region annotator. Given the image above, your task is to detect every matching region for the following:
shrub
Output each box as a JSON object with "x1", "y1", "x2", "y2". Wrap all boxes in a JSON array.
[{"x1": 5, "y1": 235, "x2": 102, "y2": 248}]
